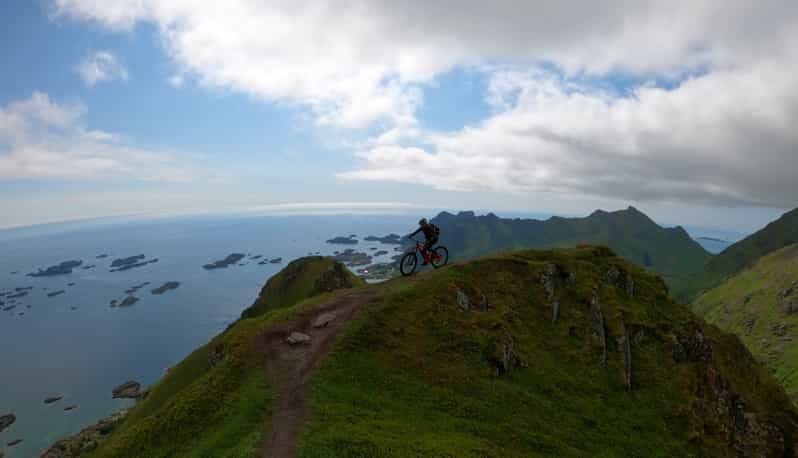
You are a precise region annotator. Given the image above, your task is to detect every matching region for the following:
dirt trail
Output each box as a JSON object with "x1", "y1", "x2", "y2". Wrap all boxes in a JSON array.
[{"x1": 257, "y1": 289, "x2": 381, "y2": 458}]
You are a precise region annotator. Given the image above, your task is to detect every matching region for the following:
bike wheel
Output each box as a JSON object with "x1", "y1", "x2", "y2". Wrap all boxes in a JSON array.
[
  {"x1": 399, "y1": 252, "x2": 418, "y2": 276},
  {"x1": 431, "y1": 246, "x2": 449, "y2": 269}
]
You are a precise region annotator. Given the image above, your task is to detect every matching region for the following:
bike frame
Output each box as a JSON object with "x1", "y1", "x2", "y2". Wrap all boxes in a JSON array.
[{"x1": 415, "y1": 241, "x2": 441, "y2": 263}]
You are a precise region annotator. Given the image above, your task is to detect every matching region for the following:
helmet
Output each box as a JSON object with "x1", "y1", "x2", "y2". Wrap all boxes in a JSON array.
[{"x1": 419, "y1": 218, "x2": 428, "y2": 226}]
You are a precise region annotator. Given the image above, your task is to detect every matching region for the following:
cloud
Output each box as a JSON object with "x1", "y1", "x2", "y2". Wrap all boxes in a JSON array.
[
  {"x1": 77, "y1": 50, "x2": 129, "y2": 86},
  {"x1": 52, "y1": 0, "x2": 798, "y2": 207},
  {"x1": 342, "y1": 57, "x2": 798, "y2": 208},
  {"x1": 0, "y1": 92, "x2": 197, "y2": 181}
]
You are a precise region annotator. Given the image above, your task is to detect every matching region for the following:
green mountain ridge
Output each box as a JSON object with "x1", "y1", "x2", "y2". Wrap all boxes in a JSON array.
[
  {"x1": 430, "y1": 206, "x2": 711, "y2": 297},
  {"x1": 682, "y1": 207, "x2": 798, "y2": 301},
  {"x1": 692, "y1": 243, "x2": 798, "y2": 402},
  {"x1": 45, "y1": 248, "x2": 798, "y2": 457}
]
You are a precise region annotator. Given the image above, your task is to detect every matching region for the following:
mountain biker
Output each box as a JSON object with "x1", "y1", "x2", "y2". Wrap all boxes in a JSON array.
[{"x1": 408, "y1": 218, "x2": 440, "y2": 265}]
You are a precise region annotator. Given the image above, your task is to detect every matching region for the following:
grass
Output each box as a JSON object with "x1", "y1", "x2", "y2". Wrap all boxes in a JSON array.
[
  {"x1": 299, "y1": 247, "x2": 795, "y2": 457},
  {"x1": 692, "y1": 243, "x2": 798, "y2": 401}
]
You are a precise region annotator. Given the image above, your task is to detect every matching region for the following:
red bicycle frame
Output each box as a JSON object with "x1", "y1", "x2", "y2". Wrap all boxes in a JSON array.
[{"x1": 415, "y1": 242, "x2": 440, "y2": 263}]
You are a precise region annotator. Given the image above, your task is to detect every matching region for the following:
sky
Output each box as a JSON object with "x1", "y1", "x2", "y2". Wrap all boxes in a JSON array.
[{"x1": 0, "y1": 0, "x2": 796, "y2": 231}]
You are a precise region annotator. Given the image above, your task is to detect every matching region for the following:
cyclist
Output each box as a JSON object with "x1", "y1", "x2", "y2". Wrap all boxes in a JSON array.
[{"x1": 408, "y1": 218, "x2": 440, "y2": 265}]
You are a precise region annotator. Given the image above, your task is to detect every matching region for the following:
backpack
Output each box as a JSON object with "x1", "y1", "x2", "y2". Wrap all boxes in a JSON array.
[{"x1": 430, "y1": 223, "x2": 440, "y2": 237}]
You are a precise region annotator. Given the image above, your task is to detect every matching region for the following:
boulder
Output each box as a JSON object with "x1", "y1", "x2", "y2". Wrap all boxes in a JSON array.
[
  {"x1": 286, "y1": 332, "x2": 312, "y2": 345},
  {"x1": 455, "y1": 288, "x2": 470, "y2": 311},
  {"x1": 313, "y1": 312, "x2": 337, "y2": 328},
  {"x1": 112, "y1": 381, "x2": 141, "y2": 399}
]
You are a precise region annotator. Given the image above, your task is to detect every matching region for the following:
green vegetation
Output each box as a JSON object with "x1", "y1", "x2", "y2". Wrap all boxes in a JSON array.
[
  {"x1": 241, "y1": 256, "x2": 364, "y2": 319},
  {"x1": 693, "y1": 243, "x2": 798, "y2": 402},
  {"x1": 299, "y1": 247, "x2": 797, "y2": 457},
  {"x1": 62, "y1": 248, "x2": 798, "y2": 457},
  {"x1": 681, "y1": 207, "x2": 798, "y2": 301},
  {"x1": 431, "y1": 207, "x2": 712, "y2": 297},
  {"x1": 78, "y1": 257, "x2": 362, "y2": 458}
]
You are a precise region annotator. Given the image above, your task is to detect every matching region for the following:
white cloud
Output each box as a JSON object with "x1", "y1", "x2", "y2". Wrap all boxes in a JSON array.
[
  {"x1": 77, "y1": 50, "x2": 129, "y2": 86},
  {"x1": 52, "y1": 0, "x2": 798, "y2": 207},
  {"x1": 343, "y1": 56, "x2": 798, "y2": 207},
  {"x1": 167, "y1": 74, "x2": 184, "y2": 88},
  {"x1": 0, "y1": 92, "x2": 197, "y2": 181}
]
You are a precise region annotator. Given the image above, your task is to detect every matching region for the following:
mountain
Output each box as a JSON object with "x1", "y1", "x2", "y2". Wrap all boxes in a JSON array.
[
  {"x1": 681, "y1": 207, "x2": 798, "y2": 301},
  {"x1": 46, "y1": 248, "x2": 798, "y2": 457},
  {"x1": 692, "y1": 244, "x2": 798, "y2": 402},
  {"x1": 430, "y1": 206, "x2": 711, "y2": 295}
]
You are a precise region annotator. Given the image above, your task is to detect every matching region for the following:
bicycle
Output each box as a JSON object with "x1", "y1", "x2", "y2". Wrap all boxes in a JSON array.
[{"x1": 399, "y1": 238, "x2": 449, "y2": 276}]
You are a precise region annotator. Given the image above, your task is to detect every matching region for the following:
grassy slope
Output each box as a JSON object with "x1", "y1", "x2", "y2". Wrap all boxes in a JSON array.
[
  {"x1": 693, "y1": 243, "x2": 798, "y2": 401},
  {"x1": 80, "y1": 249, "x2": 798, "y2": 457},
  {"x1": 431, "y1": 207, "x2": 712, "y2": 298},
  {"x1": 83, "y1": 257, "x2": 363, "y2": 457},
  {"x1": 681, "y1": 207, "x2": 798, "y2": 301},
  {"x1": 301, "y1": 247, "x2": 796, "y2": 457}
]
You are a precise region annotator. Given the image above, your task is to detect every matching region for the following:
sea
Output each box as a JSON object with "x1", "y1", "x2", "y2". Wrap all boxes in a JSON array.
[{"x1": 0, "y1": 212, "x2": 415, "y2": 458}]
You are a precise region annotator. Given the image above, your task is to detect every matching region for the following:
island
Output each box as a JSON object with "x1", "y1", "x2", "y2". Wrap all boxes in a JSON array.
[
  {"x1": 124, "y1": 282, "x2": 150, "y2": 295},
  {"x1": 64, "y1": 404, "x2": 78, "y2": 411},
  {"x1": 331, "y1": 249, "x2": 372, "y2": 266},
  {"x1": 7, "y1": 438, "x2": 22, "y2": 447},
  {"x1": 269, "y1": 257, "x2": 283, "y2": 264},
  {"x1": 110, "y1": 255, "x2": 158, "y2": 272},
  {"x1": 364, "y1": 233, "x2": 404, "y2": 244},
  {"x1": 249, "y1": 254, "x2": 263, "y2": 260},
  {"x1": 0, "y1": 413, "x2": 14, "y2": 433},
  {"x1": 96, "y1": 254, "x2": 109, "y2": 259},
  {"x1": 81, "y1": 264, "x2": 96, "y2": 270},
  {"x1": 355, "y1": 262, "x2": 399, "y2": 282},
  {"x1": 27, "y1": 260, "x2": 83, "y2": 277},
  {"x1": 151, "y1": 282, "x2": 180, "y2": 295},
  {"x1": 6, "y1": 291, "x2": 27, "y2": 299},
  {"x1": 47, "y1": 290, "x2": 66, "y2": 298},
  {"x1": 44, "y1": 395, "x2": 63, "y2": 404},
  {"x1": 119, "y1": 296, "x2": 139, "y2": 307},
  {"x1": 203, "y1": 253, "x2": 246, "y2": 269},
  {"x1": 326, "y1": 235, "x2": 358, "y2": 245}
]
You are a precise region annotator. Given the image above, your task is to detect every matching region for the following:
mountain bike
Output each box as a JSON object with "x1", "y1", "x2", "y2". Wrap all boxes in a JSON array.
[{"x1": 399, "y1": 238, "x2": 449, "y2": 276}]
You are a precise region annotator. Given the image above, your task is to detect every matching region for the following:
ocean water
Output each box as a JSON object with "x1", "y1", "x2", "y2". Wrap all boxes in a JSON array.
[{"x1": 0, "y1": 213, "x2": 414, "y2": 457}]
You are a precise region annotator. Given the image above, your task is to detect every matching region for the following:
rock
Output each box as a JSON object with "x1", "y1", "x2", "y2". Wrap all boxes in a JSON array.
[
  {"x1": 0, "y1": 413, "x2": 15, "y2": 433},
  {"x1": 47, "y1": 290, "x2": 66, "y2": 297},
  {"x1": 269, "y1": 258, "x2": 283, "y2": 264},
  {"x1": 492, "y1": 327, "x2": 520, "y2": 375},
  {"x1": 150, "y1": 281, "x2": 180, "y2": 295},
  {"x1": 541, "y1": 263, "x2": 559, "y2": 323},
  {"x1": 7, "y1": 439, "x2": 22, "y2": 447},
  {"x1": 112, "y1": 381, "x2": 141, "y2": 399},
  {"x1": 363, "y1": 234, "x2": 403, "y2": 244},
  {"x1": 67, "y1": 282, "x2": 75, "y2": 286},
  {"x1": 673, "y1": 328, "x2": 713, "y2": 362},
  {"x1": 64, "y1": 405, "x2": 78, "y2": 411},
  {"x1": 286, "y1": 332, "x2": 311, "y2": 345},
  {"x1": 41, "y1": 409, "x2": 127, "y2": 458},
  {"x1": 477, "y1": 294, "x2": 490, "y2": 311},
  {"x1": 590, "y1": 296, "x2": 608, "y2": 367},
  {"x1": 45, "y1": 395, "x2": 63, "y2": 404},
  {"x1": 119, "y1": 296, "x2": 139, "y2": 307},
  {"x1": 618, "y1": 313, "x2": 633, "y2": 391},
  {"x1": 456, "y1": 288, "x2": 470, "y2": 311},
  {"x1": 313, "y1": 312, "x2": 337, "y2": 328}
]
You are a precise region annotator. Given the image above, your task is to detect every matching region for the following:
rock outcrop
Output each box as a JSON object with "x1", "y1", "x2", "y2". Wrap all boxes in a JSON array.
[
  {"x1": 41, "y1": 410, "x2": 127, "y2": 457},
  {"x1": 112, "y1": 381, "x2": 141, "y2": 399}
]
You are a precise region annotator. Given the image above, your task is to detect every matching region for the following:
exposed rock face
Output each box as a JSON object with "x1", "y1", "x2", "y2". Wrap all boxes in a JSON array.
[
  {"x1": 590, "y1": 296, "x2": 608, "y2": 367},
  {"x1": 541, "y1": 263, "x2": 560, "y2": 323},
  {"x1": 286, "y1": 332, "x2": 311, "y2": 345},
  {"x1": 0, "y1": 413, "x2": 15, "y2": 433},
  {"x1": 618, "y1": 313, "x2": 632, "y2": 391},
  {"x1": 673, "y1": 329, "x2": 713, "y2": 363},
  {"x1": 492, "y1": 327, "x2": 520, "y2": 375},
  {"x1": 456, "y1": 288, "x2": 470, "y2": 311},
  {"x1": 313, "y1": 312, "x2": 337, "y2": 328},
  {"x1": 112, "y1": 381, "x2": 141, "y2": 399},
  {"x1": 41, "y1": 409, "x2": 127, "y2": 457},
  {"x1": 607, "y1": 265, "x2": 635, "y2": 297}
]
